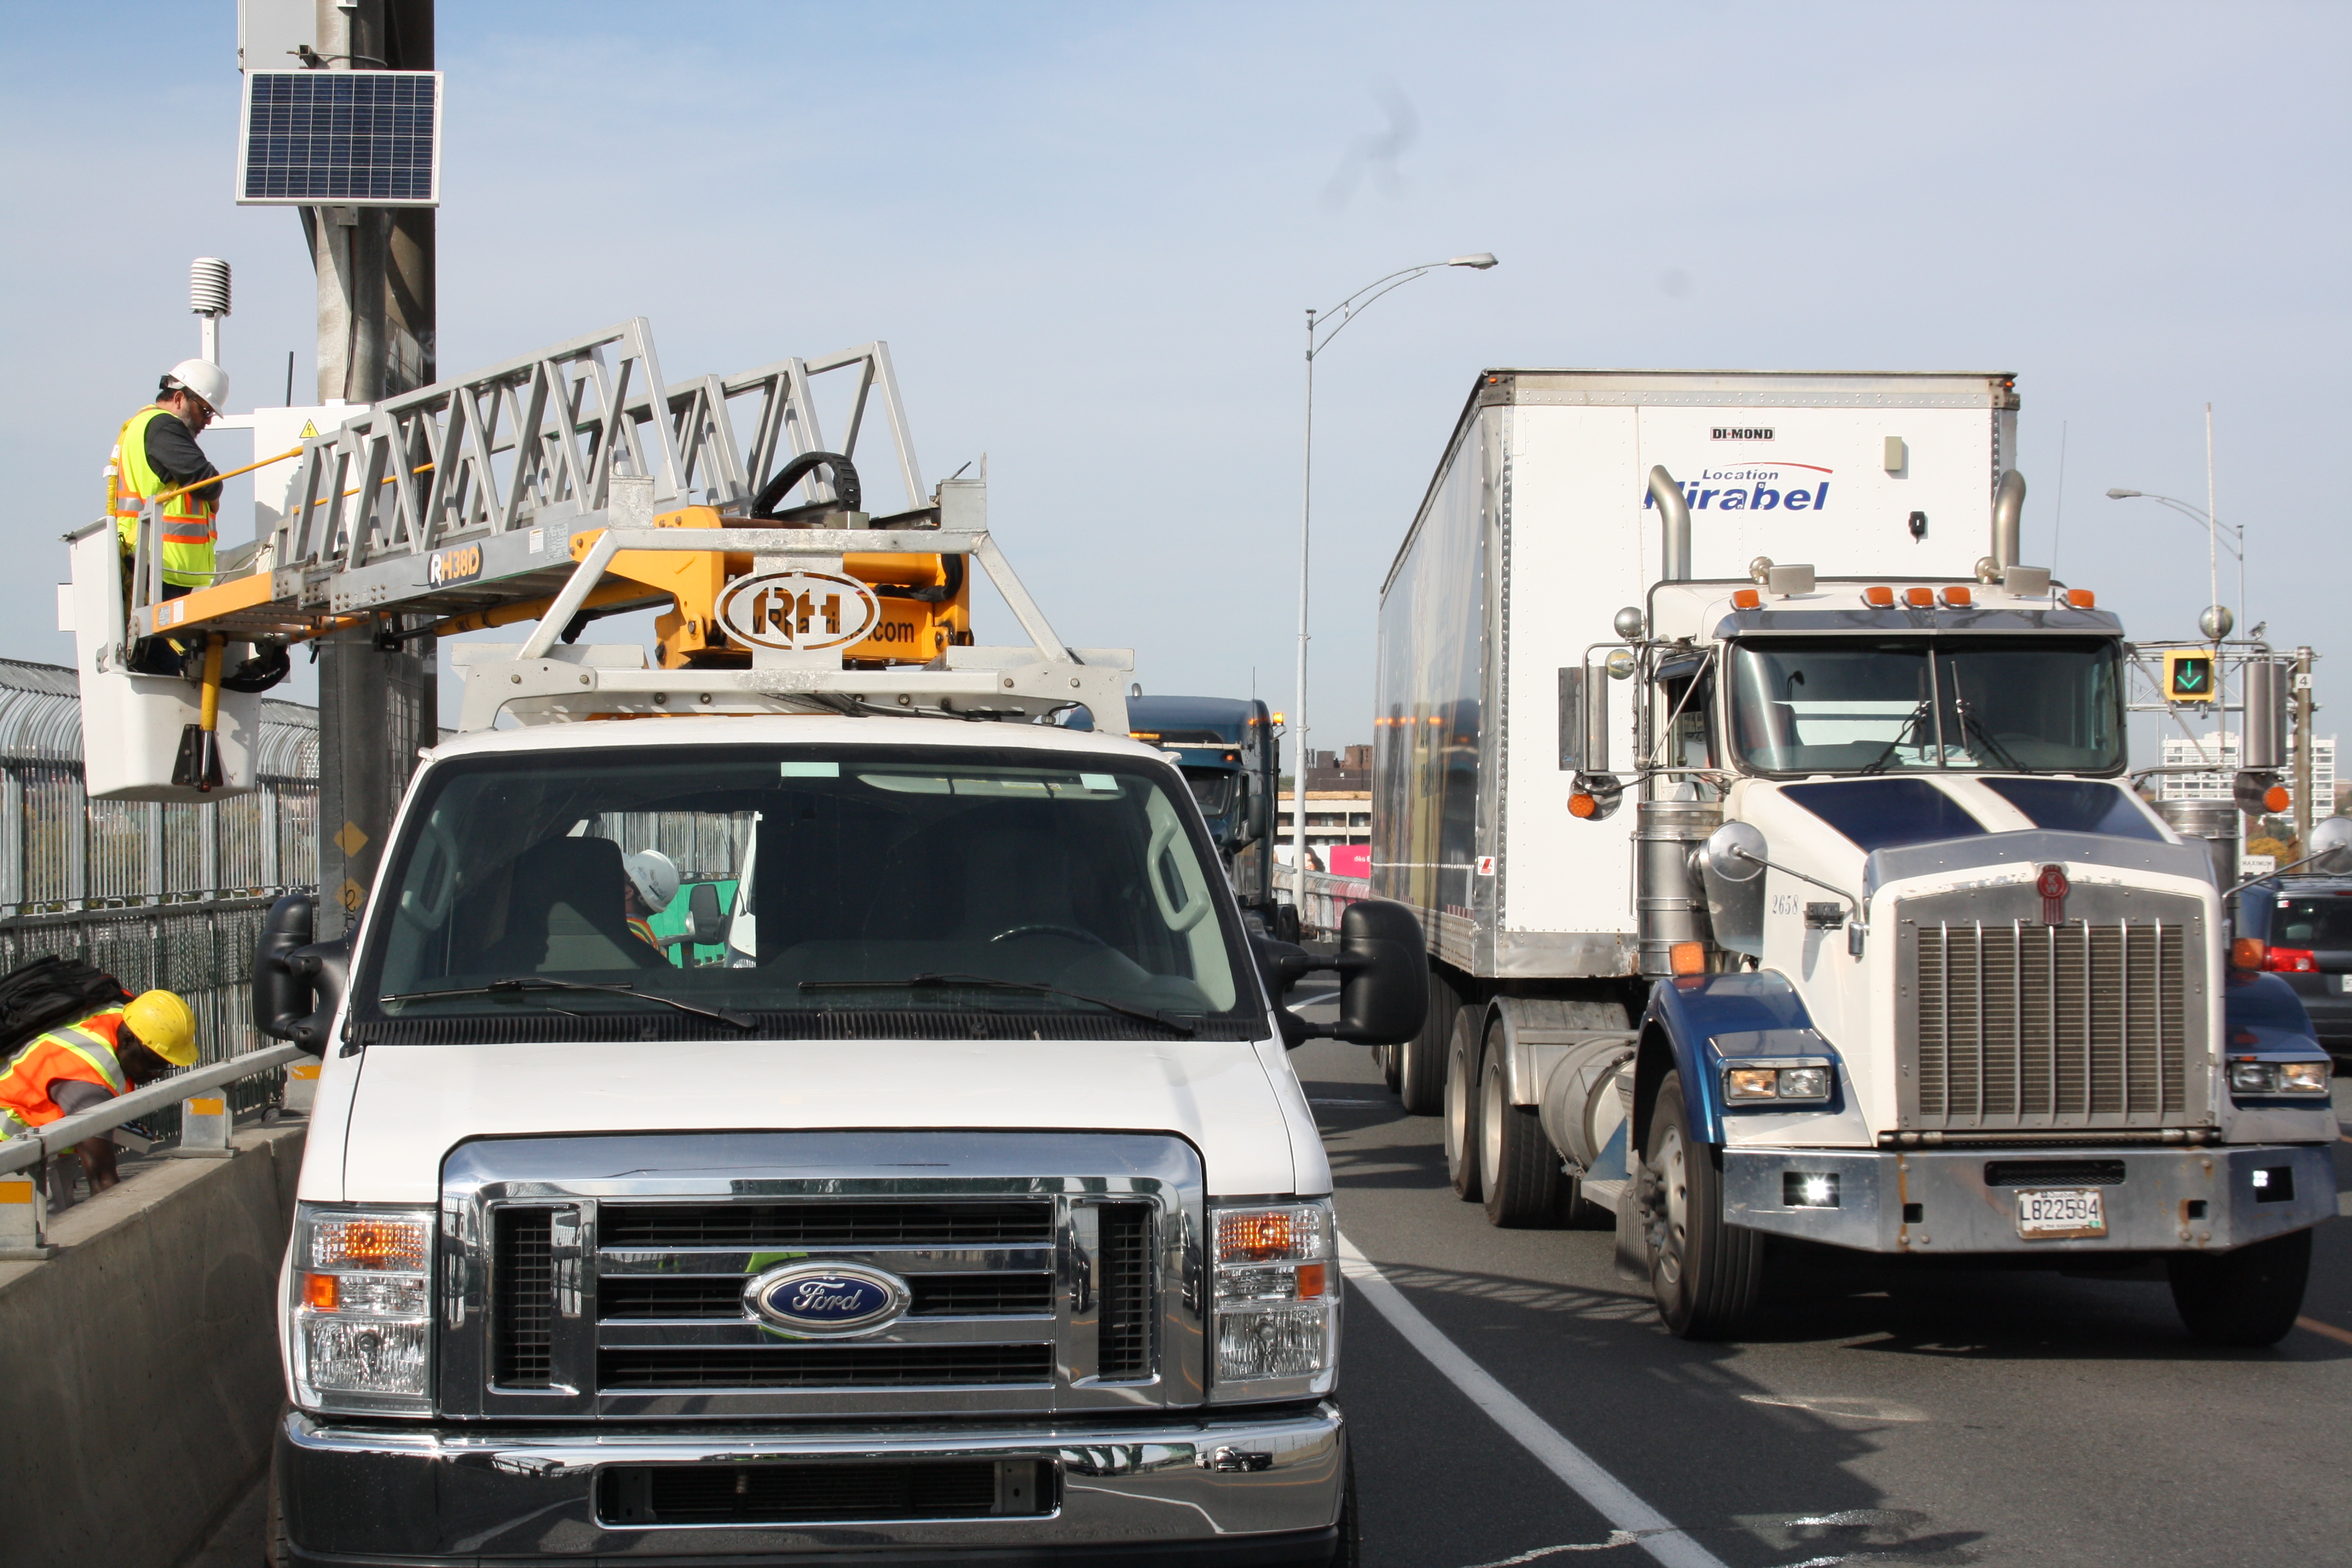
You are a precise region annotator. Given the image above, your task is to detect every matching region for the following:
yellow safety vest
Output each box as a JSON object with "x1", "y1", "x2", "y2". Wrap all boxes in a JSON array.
[{"x1": 108, "y1": 405, "x2": 218, "y2": 589}]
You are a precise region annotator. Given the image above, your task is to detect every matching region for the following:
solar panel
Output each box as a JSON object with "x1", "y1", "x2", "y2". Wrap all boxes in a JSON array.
[{"x1": 236, "y1": 70, "x2": 442, "y2": 207}]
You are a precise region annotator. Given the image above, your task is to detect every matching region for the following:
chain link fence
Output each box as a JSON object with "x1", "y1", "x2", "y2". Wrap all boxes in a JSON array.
[{"x1": 0, "y1": 659, "x2": 320, "y2": 1128}]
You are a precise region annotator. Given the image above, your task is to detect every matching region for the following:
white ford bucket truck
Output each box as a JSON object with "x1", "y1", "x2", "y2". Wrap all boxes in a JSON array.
[
  {"x1": 246, "y1": 475, "x2": 1424, "y2": 1564},
  {"x1": 1374, "y1": 368, "x2": 2341, "y2": 1342}
]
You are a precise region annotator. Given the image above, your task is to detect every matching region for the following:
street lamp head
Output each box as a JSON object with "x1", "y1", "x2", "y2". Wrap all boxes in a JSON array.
[
  {"x1": 2105, "y1": 488, "x2": 2140, "y2": 500},
  {"x1": 1448, "y1": 253, "x2": 1500, "y2": 269}
]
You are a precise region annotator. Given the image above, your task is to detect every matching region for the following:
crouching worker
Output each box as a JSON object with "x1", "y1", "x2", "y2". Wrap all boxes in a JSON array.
[{"x1": 0, "y1": 990, "x2": 197, "y2": 1209}]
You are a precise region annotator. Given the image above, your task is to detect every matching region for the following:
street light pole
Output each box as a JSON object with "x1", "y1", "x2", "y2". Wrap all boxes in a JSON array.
[
  {"x1": 2104, "y1": 487, "x2": 2247, "y2": 647},
  {"x1": 1290, "y1": 254, "x2": 1497, "y2": 921}
]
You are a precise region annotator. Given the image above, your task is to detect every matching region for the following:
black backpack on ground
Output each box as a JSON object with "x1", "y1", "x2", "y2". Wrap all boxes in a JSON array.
[{"x1": 0, "y1": 956, "x2": 135, "y2": 1063}]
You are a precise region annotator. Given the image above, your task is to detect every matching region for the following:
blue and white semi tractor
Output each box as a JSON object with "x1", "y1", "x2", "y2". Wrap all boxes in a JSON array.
[
  {"x1": 1128, "y1": 695, "x2": 1285, "y2": 935},
  {"x1": 1373, "y1": 368, "x2": 2341, "y2": 1342}
]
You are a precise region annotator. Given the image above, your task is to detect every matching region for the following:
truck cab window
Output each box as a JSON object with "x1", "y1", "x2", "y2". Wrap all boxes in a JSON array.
[
  {"x1": 1728, "y1": 636, "x2": 2123, "y2": 776},
  {"x1": 363, "y1": 745, "x2": 1249, "y2": 1036}
]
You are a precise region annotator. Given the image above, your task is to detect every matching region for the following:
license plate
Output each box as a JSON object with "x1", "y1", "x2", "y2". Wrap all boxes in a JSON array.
[{"x1": 2016, "y1": 1187, "x2": 2106, "y2": 1240}]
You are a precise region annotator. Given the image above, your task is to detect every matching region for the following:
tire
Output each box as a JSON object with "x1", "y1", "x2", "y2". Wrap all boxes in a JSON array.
[
  {"x1": 1330, "y1": 1444, "x2": 1359, "y2": 1567},
  {"x1": 1559, "y1": 1171, "x2": 1615, "y2": 1230},
  {"x1": 1638, "y1": 1071, "x2": 1762, "y2": 1338},
  {"x1": 1394, "y1": 968, "x2": 1451, "y2": 1116},
  {"x1": 263, "y1": 1454, "x2": 290, "y2": 1568},
  {"x1": 1481, "y1": 1040, "x2": 1563, "y2": 1227},
  {"x1": 1444, "y1": 1011, "x2": 1482, "y2": 1201},
  {"x1": 1380, "y1": 1043, "x2": 1402, "y2": 1093},
  {"x1": 2169, "y1": 1228, "x2": 2312, "y2": 1347}
]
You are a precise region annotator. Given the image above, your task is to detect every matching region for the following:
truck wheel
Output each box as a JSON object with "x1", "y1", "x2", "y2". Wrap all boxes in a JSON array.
[
  {"x1": 1330, "y1": 1445, "x2": 1359, "y2": 1567},
  {"x1": 1445, "y1": 1011, "x2": 1481, "y2": 1201},
  {"x1": 1480, "y1": 1037, "x2": 1563, "y2": 1226},
  {"x1": 1639, "y1": 1071, "x2": 1762, "y2": 1338},
  {"x1": 1380, "y1": 1043, "x2": 1402, "y2": 1092},
  {"x1": 1559, "y1": 1171, "x2": 1615, "y2": 1230},
  {"x1": 1394, "y1": 972, "x2": 1451, "y2": 1116},
  {"x1": 263, "y1": 1454, "x2": 290, "y2": 1568},
  {"x1": 2168, "y1": 1228, "x2": 2312, "y2": 1347}
]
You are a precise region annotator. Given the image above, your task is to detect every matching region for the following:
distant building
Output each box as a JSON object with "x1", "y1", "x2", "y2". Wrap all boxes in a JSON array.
[
  {"x1": 2158, "y1": 730, "x2": 2336, "y2": 810},
  {"x1": 1276, "y1": 745, "x2": 1371, "y2": 867}
]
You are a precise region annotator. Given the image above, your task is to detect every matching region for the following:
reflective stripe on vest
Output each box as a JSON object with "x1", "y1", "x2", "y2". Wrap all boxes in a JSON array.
[
  {"x1": 627, "y1": 914, "x2": 661, "y2": 950},
  {"x1": 110, "y1": 405, "x2": 218, "y2": 586},
  {"x1": 0, "y1": 1012, "x2": 129, "y2": 1130}
]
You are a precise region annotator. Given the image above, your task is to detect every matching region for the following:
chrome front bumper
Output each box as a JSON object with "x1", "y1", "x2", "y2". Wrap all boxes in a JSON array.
[
  {"x1": 1722, "y1": 1143, "x2": 2337, "y2": 1254},
  {"x1": 279, "y1": 1405, "x2": 1345, "y2": 1566}
]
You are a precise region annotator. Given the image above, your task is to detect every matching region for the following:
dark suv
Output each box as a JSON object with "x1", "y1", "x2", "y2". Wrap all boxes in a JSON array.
[{"x1": 2261, "y1": 874, "x2": 2352, "y2": 1067}]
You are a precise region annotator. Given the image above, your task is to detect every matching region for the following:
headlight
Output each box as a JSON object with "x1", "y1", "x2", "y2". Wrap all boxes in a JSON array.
[
  {"x1": 2229, "y1": 1059, "x2": 2331, "y2": 1097},
  {"x1": 1208, "y1": 1200, "x2": 1336, "y2": 1399},
  {"x1": 1723, "y1": 1063, "x2": 1834, "y2": 1103},
  {"x1": 289, "y1": 1203, "x2": 434, "y2": 1414}
]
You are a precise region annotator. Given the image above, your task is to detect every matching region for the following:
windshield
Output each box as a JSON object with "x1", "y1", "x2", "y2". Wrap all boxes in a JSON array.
[
  {"x1": 357, "y1": 744, "x2": 1255, "y2": 1042},
  {"x1": 1728, "y1": 637, "x2": 2123, "y2": 776},
  {"x1": 1180, "y1": 767, "x2": 1238, "y2": 819}
]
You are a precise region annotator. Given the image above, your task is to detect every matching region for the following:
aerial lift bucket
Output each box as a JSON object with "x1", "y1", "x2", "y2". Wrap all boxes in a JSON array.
[{"x1": 67, "y1": 522, "x2": 260, "y2": 802}]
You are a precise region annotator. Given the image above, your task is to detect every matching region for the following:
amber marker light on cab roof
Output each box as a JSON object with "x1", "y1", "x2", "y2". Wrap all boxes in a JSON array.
[
  {"x1": 1863, "y1": 586, "x2": 1895, "y2": 608},
  {"x1": 1731, "y1": 588, "x2": 1762, "y2": 609},
  {"x1": 1904, "y1": 587, "x2": 1935, "y2": 608},
  {"x1": 1941, "y1": 586, "x2": 1972, "y2": 607},
  {"x1": 2066, "y1": 588, "x2": 2096, "y2": 608}
]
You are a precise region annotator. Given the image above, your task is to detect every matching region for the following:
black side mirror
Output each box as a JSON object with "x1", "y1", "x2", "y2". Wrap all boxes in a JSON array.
[
  {"x1": 1250, "y1": 898, "x2": 1426, "y2": 1049},
  {"x1": 253, "y1": 892, "x2": 353, "y2": 1057},
  {"x1": 1334, "y1": 900, "x2": 1426, "y2": 1044},
  {"x1": 688, "y1": 881, "x2": 729, "y2": 944}
]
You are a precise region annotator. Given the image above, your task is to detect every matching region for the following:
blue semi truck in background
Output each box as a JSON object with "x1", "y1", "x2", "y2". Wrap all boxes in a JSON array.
[{"x1": 1126, "y1": 696, "x2": 1290, "y2": 937}]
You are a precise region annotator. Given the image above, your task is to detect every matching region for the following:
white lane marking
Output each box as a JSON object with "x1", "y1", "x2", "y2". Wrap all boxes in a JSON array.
[
  {"x1": 2338, "y1": 1192, "x2": 2351, "y2": 1218},
  {"x1": 1310, "y1": 1097, "x2": 1391, "y2": 1107},
  {"x1": 1337, "y1": 1232, "x2": 1730, "y2": 1568},
  {"x1": 1460, "y1": 1535, "x2": 1645, "y2": 1565},
  {"x1": 1739, "y1": 1393, "x2": 1927, "y2": 1423}
]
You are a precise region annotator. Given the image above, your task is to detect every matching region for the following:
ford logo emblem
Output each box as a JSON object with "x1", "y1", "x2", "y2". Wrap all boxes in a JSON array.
[{"x1": 742, "y1": 1261, "x2": 910, "y2": 1338}]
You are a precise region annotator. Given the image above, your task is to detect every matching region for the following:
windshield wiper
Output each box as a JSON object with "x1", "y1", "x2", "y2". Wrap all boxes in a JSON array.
[
  {"x1": 1858, "y1": 697, "x2": 1936, "y2": 774},
  {"x1": 797, "y1": 973, "x2": 1198, "y2": 1035},
  {"x1": 382, "y1": 976, "x2": 758, "y2": 1030}
]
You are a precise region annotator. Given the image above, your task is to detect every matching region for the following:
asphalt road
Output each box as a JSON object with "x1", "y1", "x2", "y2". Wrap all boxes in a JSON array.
[{"x1": 1286, "y1": 1005, "x2": 2352, "y2": 1568}]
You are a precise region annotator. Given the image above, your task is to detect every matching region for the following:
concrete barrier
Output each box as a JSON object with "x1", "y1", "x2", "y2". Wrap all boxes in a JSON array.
[{"x1": 0, "y1": 1123, "x2": 303, "y2": 1568}]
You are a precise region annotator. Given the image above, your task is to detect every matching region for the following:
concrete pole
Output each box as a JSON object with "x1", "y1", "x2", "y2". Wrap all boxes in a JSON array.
[{"x1": 307, "y1": 0, "x2": 437, "y2": 938}]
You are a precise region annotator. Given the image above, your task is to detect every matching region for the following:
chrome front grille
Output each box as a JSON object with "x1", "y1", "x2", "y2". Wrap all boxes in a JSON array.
[
  {"x1": 1896, "y1": 889, "x2": 2210, "y2": 1134},
  {"x1": 437, "y1": 1131, "x2": 1203, "y2": 1420}
]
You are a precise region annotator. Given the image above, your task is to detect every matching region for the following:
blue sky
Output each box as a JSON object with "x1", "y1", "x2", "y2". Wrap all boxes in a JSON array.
[{"x1": 3, "y1": 2, "x2": 2345, "y2": 757}]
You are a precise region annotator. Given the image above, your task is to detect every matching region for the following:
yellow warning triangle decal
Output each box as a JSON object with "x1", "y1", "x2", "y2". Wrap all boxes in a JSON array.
[{"x1": 298, "y1": 419, "x2": 319, "y2": 439}]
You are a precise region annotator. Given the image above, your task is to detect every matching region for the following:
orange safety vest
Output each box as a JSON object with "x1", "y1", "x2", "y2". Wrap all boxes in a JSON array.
[
  {"x1": 0, "y1": 1010, "x2": 130, "y2": 1135},
  {"x1": 627, "y1": 913, "x2": 662, "y2": 952},
  {"x1": 107, "y1": 405, "x2": 220, "y2": 588}
]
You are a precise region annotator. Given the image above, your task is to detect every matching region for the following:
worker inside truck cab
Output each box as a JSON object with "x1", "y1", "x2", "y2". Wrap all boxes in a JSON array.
[
  {"x1": 622, "y1": 849, "x2": 682, "y2": 961},
  {"x1": 0, "y1": 990, "x2": 197, "y2": 1207},
  {"x1": 108, "y1": 359, "x2": 227, "y2": 675}
]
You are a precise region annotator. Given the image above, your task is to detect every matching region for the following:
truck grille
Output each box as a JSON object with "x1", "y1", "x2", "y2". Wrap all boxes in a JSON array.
[
  {"x1": 600, "y1": 1344, "x2": 1054, "y2": 1389},
  {"x1": 492, "y1": 1209, "x2": 555, "y2": 1387},
  {"x1": 1900, "y1": 909, "x2": 2206, "y2": 1132},
  {"x1": 441, "y1": 1131, "x2": 1203, "y2": 1420},
  {"x1": 599, "y1": 1459, "x2": 1048, "y2": 1526}
]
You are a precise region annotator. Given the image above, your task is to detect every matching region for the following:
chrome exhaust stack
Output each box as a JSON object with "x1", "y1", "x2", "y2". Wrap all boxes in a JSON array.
[
  {"x1": 1650, "y1": 466, "x2": 1692, "y2": 582},
  {"x1": 1991, "y1": 469, "x2": 2025, "y2": 569}
]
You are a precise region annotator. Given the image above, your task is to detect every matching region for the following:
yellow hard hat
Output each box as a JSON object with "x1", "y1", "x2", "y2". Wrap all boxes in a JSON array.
[{"x1": 124, "y1": 990, "x2": 197, "y2": 1066}]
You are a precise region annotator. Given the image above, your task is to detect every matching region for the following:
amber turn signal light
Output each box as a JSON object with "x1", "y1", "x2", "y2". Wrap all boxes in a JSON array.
[
  {"x1": 302, "y1": 1272, "x2": 339, "y2": 1311},
  {"x1": 1295, "y1": 1263, "x2": 1327, "y2": 1299},
  {"x1": 1863, "y1": 586, "x2": 1895, "y2": 607},
  {"x1": 2230, "y1": 937, "x2": 2267, "y2": 971},
  {"x1": 2264, "y1": 785, "x2": 2292, "y2": 813},
  {"x1": 2066, "y1": 587, "x2": 2096, "y2": 608},
  {"x1": 1568, "y1": 792, "x2": 1598, "y2": 819},
  {"x1": 1731, "y1": 588, "x2": 1762, "y2": 609},
  {"x1": 1670, "y1": 941, "x2": 1708, "y2": 976}
]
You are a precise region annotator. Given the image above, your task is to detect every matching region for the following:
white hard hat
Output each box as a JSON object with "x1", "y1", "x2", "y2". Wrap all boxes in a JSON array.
[
  {"x1": 623, "y1": 849, "x2": 681, "y2": 912},
  {"x1": 165, "y1": 359, "x2": 230, "y2": 412}
]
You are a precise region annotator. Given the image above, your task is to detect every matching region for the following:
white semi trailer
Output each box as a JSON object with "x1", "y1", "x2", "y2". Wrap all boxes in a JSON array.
[{"x1": 1373, "y1": 368, "x2": 2342, "y2": 1341}]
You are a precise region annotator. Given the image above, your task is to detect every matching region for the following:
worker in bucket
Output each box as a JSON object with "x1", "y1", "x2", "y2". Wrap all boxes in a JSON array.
[
  {"x1": 0, "y1": 990, "x2": 198, "y2": 1209},
  {"x1": 108, "y1": 360, "x2": 228, "y2": 674},
  {"x1": 624, "y1": 849, "x2": 682, "y2": 960}
]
